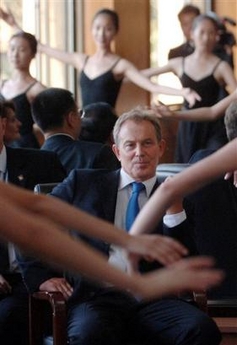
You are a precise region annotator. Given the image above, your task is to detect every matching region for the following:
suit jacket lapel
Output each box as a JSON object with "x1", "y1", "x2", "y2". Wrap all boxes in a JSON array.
[
  {"x1": 150, "y1": 178, "x2": 159, "y2": 196},
  {"x1": 0, "y1": 241, "x2": 10, "y2": 272},
  {"x1": 99, "y1": 172, "x2": 158, "y2": 222},
  {"x1": 6, "y1": 147, "x2": 27, "y2": 187}
]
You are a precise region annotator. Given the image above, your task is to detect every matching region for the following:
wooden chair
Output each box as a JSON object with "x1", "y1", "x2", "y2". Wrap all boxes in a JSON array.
[
  {"x1": 29, "y1": 289, "x2": 207, "y2": 345},
  {"x1": 29, "y1": 292, "x2": 67, "y2": 345}
]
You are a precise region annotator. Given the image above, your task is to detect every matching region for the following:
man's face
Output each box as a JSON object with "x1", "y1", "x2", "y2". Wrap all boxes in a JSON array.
[
  {"x1": 113, "y1": 120, "x2": 165, "y2": 181},
  {"x1": 180, "y1": 13, "x2": 198, "y2": 41}
]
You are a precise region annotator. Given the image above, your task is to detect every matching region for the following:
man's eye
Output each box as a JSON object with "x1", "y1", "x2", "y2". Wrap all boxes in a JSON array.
[
  {"x1": 125, "y1": 143, "x2": 134, "y2": 149},
  {"x1": 144, "y1": 141, "x2": 152, "y2": 146}
]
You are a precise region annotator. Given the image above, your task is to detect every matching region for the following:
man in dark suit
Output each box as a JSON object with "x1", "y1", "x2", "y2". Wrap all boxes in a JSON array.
[
  {"x1": 18, "y1": 108, "x2": 221, "y2": 345},
  {"x1": 187, "y1": 100, "x2": 237, "y2": 301},
  {"x1": 31, "y1": 87, "x2": 120, "y2": 175},
  {"x1": 0, "y1": 101, "x2": 66, "y2": 345}
]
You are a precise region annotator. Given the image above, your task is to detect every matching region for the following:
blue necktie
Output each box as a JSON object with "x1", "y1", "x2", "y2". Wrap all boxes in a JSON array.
[{"x1": 125, "y1": 182, "x2": 145, "y2": 231}]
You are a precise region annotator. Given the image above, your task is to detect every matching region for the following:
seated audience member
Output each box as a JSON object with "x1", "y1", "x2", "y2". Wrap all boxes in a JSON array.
[
  {"x1": 186, "y1": 101, "x2": 237, "y2": 299},
  {"x1": 18, "y1": 107, "x2": 221, "y2": 345},
  {"x1": 79, "y1": 102, "x2": 118, "y2": 146},
  {"x1": 32, "y1": 88, "x2": 120, "y2": 175},
  {"x1": 0, "y1": 101, "x2": 66, "y2": 345},
  {"x1": 1, "y1": 100, "x2": 22, "y2": 145}
]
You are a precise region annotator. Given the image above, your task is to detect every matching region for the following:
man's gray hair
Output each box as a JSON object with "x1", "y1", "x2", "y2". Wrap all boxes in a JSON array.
[
  {"x1": 224, "y1": 100, "x2": 237, "y2": 141},
  {"x1": 113, "y1": 106, "x2": 162, "y2": 145}
]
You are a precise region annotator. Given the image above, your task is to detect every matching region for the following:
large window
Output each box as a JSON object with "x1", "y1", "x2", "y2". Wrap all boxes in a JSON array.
[
  {"x1": 149, "y1": 0, "x2": 207, "y2": 105},
  {"x1": 0, "y1": 0, "x2": 80, "y2": 96}
]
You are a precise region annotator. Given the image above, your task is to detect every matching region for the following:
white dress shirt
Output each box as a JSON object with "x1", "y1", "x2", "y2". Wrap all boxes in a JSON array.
[{"x1": 109, "y1": 169, "x2": 186, "y2": 271}]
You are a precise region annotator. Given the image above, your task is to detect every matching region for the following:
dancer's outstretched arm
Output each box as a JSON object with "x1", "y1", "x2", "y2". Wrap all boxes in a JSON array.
[
  {"x1": 130, "y1": 138, "x2": 237, "y2": 236},
  {"x1": 0, "y1": 182, "x2": 223, "y2": 300},
  {"x1": 0, "y1": 181, "x2": 187, "y2": 267},
  {"x1": 154, "y1": 88, "x2": 237, "y2": 122}
]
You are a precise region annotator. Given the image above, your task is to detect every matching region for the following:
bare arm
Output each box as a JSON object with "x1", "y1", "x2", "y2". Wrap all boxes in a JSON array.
[
  {"x1": 130, "y1": 139, "x2": 237, "y2": 236},
  {"x1": 0, "y1": 182, "x2": 223, "y2": 300},
  {"x1": 120, "y1": 59, "x2": 200, "y2": 107},
  {"x1": 0, "y1": 7, "x2": 21, "y2": 31},
  {"x1": 0, "y1": 7, "x2": 83, "y2": 70},
  {"x1": 141, "y1": 59, "x2": 179, "y2": 78},
  {"x1": 37, "y1": 43, "x2": 84, "y2": 70},
  {"x1": 154, "y1": 88, "x2": 237, "y2": 121},
  {"x1": 0, "y1": 182, "x2": 187, "y2": 266},
  {"x1": 0, "y1": 192, "x2": 143, "y2": 295}
]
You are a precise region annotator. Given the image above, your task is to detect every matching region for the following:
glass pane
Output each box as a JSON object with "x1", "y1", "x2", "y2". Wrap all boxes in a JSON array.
[{"x1": 0, "y1": 0, "x2": 77, "y2": 94}]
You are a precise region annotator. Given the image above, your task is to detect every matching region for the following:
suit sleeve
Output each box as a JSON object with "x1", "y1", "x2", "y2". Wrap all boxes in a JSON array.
[
  {"x1": 162, "y1": 215, "x2": 198, "y2": 256},
  {"x1": 46, "y1": 151, "x2": 67, "y2": 181}
]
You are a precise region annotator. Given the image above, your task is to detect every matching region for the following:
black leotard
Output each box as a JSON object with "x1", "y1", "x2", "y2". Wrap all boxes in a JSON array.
[
  {"x1": 175, "y1": 59, "x2": 227, "y2": 163},
  {"x1": 79, "y1": 57, "x2": 123, "y2": 108},
  {"x1": 0, "y1": 81, "x2": 39, "y2": 148}
]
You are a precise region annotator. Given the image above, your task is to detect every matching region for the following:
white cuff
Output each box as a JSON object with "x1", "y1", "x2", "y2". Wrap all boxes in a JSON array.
[{"x1": 163, "y1": 210, "x2": 186, "y2": 228}]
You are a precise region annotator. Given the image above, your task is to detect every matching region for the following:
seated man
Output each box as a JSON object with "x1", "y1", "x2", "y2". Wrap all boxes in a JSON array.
[
  {"x1": 0, "y1": 101, "x2": 66, "y2": 345},
  {"x1": 18, "y1": 107, "x2": 221, "y2": 345},
  {"x1": 32, "y1": 88, "x2": 120, "y2": 175}
]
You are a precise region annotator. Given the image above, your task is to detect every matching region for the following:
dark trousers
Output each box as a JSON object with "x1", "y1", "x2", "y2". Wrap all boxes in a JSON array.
[
  {"x1": 67, "y1": 289, "x2": 221, "y2": 345},
  {"x1": 0, "y1": 274, "x2": 29, "y2": 345}
]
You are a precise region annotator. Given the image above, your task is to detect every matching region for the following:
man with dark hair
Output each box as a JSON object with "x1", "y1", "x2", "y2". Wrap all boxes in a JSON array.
[
  {"x1": 32, "y1": 88, "x2": 120, "y2": 175},
  {"x1": 224, "y1": 100, "x2": 237, "y2": 141},
  {"x1": 168, "y1": 4, "x2": 234, "y2": 70},
  {"x1": 168, "y1": 4, "x2": 200, "y2": 60}
]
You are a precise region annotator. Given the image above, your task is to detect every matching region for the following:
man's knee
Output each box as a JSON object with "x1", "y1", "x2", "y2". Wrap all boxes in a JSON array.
[{"x1": 182, "y1": 312, "x2": 221, "y2": 345}]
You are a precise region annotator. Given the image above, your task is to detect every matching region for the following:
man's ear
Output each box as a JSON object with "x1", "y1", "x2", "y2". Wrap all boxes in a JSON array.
[
  {"x1": 158, "y1": 139, "x2": 166, "y2": 158},
  {"x1": 112, "y1": 144, "x2": 121, "y2": 161},
  {"x1": 66, "y1": 111, "x2": 76, "y2": 127}
]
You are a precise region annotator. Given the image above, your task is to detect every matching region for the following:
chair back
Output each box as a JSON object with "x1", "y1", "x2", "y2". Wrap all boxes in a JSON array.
[
  {"x1": 34, "y1": 182, "x2": 59, "y2": 194},
  {"x1": 156, "y1": 163, "x2": 190, "y2": 183}
]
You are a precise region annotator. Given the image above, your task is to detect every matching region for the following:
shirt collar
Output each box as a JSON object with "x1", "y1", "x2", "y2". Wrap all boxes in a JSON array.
[
  {"x1": 46, "y1": 133, "x2": 75, "y2": 140},
  {"x1": 0, "y1": 145, "x2": 7, "y2": 173},
  {"x1": 119, "y1": 168, "x2": 157, "y2": 197}
]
